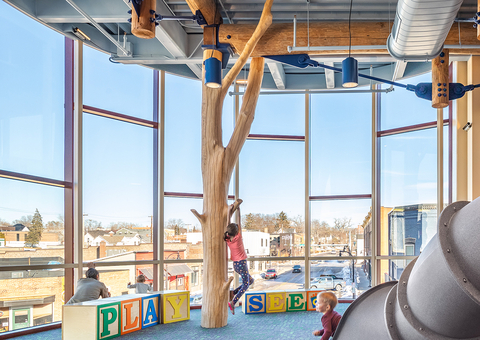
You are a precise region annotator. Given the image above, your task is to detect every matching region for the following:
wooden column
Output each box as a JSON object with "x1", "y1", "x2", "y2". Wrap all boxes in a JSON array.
[
  {"x1": 131, "y1": 0, "x2": 156, "y2": 39},
  {"x1": 478, "y1": 0, "x2": 480, "y2": 40},
  {"x1": 467, "y1": 56, "x2": 480, "y2": 200},
  {"x1": 190, "y1": 0, "x2": 273, "y2": 328},
  {"x1": 432, "y1": 49, "x2": 449, "y2": 108}
]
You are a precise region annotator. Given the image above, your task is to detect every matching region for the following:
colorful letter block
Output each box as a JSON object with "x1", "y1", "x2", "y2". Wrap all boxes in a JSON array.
[
  {"x1": 266, "y1": 291, "x2": 286, "y2": 313},
  {"x1": 307, "y1": 290, "x2": 322, "y2": 311},
  {"x1": 98, "y1": 302, "x2": 121, "y2": 339},
  {"x1": 159, "y1": 290, "x2": 190, "y2": 324},
  {"x1": 142, "y1": 294, "x2": 160, "y2": 328},
  {"x1": 286, "y1": 290, "x2": 306, "y2": 312},
  {"x1": 242, "y1": 291, "x2": 266, "y2": 314},
  {"x1": 120, "y1": 297, "x2": 142, "y2": 335}
]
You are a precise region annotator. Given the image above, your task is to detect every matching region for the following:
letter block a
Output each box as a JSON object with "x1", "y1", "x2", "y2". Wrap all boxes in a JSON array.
[
  {"x1": 97, "y1": 302, "x2": 120, "y2": 340},
  {"x1": 142, "y1": 294, "x2": 160, "y2": 328},
  {"x1": 286, "y1": 290, "x2": 306, "y2": 312},
  {"x1": 241, "y1": 291, "x2": 266, "y2": 314},
  {"x1": 160, "y1": 290, "x2": 190, "y2": 324},
  {"x1": 307, "y1": 290, "x2": 322, "y2": 311},
  {"x1": 266, "y1": 290, "x2": 286, "y2": 313},
  {"x1": 120, "y1": 298, "x2": 142, "y2": 335}
]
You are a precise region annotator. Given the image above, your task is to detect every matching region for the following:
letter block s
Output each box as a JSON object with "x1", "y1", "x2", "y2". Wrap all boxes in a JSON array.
[{"x1": 241, "y1": 291, "x2": 266, "y2": 314}]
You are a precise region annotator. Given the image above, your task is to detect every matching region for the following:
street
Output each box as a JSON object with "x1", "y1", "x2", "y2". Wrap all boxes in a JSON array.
[{"x1": 247, "y1": 261, "x2": 371, "y2": 299}]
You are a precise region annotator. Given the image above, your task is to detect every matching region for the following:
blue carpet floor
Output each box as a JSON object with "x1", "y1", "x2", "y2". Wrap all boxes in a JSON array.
[{"x1": 14, "y1": 304, "x2": 349, "y2": 340}]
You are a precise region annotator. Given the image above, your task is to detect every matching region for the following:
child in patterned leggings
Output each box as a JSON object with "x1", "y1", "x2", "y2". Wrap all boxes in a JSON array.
[{"x1": 225, "y1": 204, "x2": 254, "y2": 315}]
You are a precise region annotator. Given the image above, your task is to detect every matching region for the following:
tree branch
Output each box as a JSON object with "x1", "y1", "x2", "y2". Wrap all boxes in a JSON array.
[
  {"x1": 223, "y1": 276, "x2": 234, "y2": 292},
  {"x1": 220, "y1": 0, "x2": 273, "y2": 99},
  {"x1": 224, "y1": 57, "x2": 265, "y2": 175},
  {"x1": 191, "y1": 209, "x2": 205, "y2": 223}
]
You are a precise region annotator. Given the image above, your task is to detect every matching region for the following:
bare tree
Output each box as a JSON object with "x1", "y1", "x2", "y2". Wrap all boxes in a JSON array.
[
  {"x1": 188, "y1": 0, "x2": 274, "y2": 327},
  {"x1": 13, "y1": 215, "x2": 33, "y2": 228}
]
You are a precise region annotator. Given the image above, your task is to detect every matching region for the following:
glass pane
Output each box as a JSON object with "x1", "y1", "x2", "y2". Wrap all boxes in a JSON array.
[
  {"x1": 380, "y1": 128, "x2": 438, "y2": 255},
  {"x1": 83, "y1": 46, "x2": 153, "y2": 120},
  {"x1": 380, "y1": 72, "x2": 445, "y2": 130},
  {"x1": 164, "y1": 73, "x2": 202, "y2": 193},
  {"x1": 0, "y1": 270, "x2": 63, "y2": 332},
  {"x1": 245, "y1": 260, "x2": 304, "y2": 292},
  {"x1": 0, "y1": 3, "x2": 64, "y2": 180},
  {"x1": 310, "y1": 199, "x2": 371, "y2": 256},
  {"x1": 378, "y1": 259, "x2": 413, "y2": 283},
  {"x1": 309, "y1": 260, "x2": 371, "y2": 299},
  {"x1": 240, "y1": 140, "x2": 305, "y2": 257},
  {"x1": 249, "y1": 94, "x2": 305, "y2": 135},
  {"x1": 83, "y1": 114, "x2": 153, "y2": 254},
  {"x1": 311, "y1": 93, "x2": 371, "y2": 196},
  {"x1": 0, "y1": 178, "x2": 64, "y2": 253},
  {"x1": 165, "y1": 197, "x2": 203, "y2": 247}
]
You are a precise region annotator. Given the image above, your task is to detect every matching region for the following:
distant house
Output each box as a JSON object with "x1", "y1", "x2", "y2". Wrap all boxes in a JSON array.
[
  {"x1": 84, "y1": 230, "x2": 109, "y2": 246},
  {"x1": 91, "y1": 234, "x2": 141, "y2": 246},
  {"x1": 116, "y1": 228, "x2": 151, "y2": 243}
]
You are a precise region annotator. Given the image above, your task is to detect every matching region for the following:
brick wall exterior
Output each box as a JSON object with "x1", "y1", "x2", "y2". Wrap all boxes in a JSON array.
[{"x1": 0, "y1": 270, "x2": 130, "y2": 324}]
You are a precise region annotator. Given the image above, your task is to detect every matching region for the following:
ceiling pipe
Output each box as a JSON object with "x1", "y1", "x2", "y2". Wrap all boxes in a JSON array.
[{"x1": 387, "y1": 0, "x2": 463, "y2": 61}]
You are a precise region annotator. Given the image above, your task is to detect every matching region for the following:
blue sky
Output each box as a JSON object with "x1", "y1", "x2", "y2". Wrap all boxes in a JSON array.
[{"x1": 0, "y1": 1, "x2": 444, "y2": 230}]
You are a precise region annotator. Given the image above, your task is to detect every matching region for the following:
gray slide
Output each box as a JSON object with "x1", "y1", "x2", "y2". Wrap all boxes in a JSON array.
[{"x1": 334, "y1": 197, "x2": 480, "y2": 340}]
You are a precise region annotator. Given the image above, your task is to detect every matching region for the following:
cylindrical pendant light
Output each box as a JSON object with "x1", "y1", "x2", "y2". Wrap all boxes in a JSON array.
[{"x1": 342, "y1": 57, "x2": 358, "y2": 88}]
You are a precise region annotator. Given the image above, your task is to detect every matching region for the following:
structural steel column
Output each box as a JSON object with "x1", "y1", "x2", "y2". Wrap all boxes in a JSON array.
[
  {"x1": 304, "y1": 90, "x2": 311, "y2": 287},
  {"x1": 372, "y1": 84, "x2": 380, "y2": 286},
  {"x1": 158, "y1": 70, "x2": 165, "y2": 289},
  {"x1": 153, "y1": 70, "x2": 160, "y2": 290},
  {"x1": 73, "y1": 40, "x2": 83, "y2": 283},
  {"x1": 64, "y1": 37, "x2": 75, "y2": 302}
]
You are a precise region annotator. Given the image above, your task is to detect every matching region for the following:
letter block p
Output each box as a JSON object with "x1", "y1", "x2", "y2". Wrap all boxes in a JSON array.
[{"x1": 97, "y1": 302, "x2": 120, "y2": 340}]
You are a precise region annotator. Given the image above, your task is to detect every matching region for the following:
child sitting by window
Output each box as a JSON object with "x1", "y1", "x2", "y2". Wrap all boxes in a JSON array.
[
  {"x1": 127, "y1": 274, "x2": 153, "y2": 294},
  {"x1": 312, "y1": 291, "x2": 342, "y2": 339}
]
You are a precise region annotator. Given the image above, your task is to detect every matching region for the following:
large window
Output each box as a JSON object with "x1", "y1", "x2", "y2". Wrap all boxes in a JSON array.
[
  {"x1": 378, "y1": 73, "x2": 450, "y2": 282},
  {"x1": 0, "y1": 1, "x2": 66, "y2": 331}
]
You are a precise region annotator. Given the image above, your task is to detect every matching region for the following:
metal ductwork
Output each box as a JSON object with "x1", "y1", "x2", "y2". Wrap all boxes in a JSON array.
[
  {"x1": 334, "y1": 197, "x2": 480, "y2": 340},
  {"x1": 387, "y1": 0, "x2": 464, "y2": 61}
]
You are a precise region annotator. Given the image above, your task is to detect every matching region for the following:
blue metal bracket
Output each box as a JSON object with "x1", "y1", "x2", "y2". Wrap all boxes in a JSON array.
[{"x1": 263, "y1": 54, "x2": 480, "y2": 102}]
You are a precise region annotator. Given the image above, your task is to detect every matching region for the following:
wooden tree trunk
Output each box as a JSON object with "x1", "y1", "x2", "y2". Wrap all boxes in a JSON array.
[{"x1": 191, "y1": 0, "x2": 273, "y2": 328}]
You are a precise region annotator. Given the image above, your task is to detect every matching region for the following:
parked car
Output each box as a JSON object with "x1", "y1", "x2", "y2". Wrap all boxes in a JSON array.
[
  {"x1": 310, "y1": 276, "x2": 345, "y2": 291},
  {"x1": 292, "y1": 265, "x2": 302, "y2": 273},
  {"x1": 265, "y1": 268, "x2": 278, "y2": 279},
  {"x1": 191, "y1": 295, "x2": 202, "y2": 304}
]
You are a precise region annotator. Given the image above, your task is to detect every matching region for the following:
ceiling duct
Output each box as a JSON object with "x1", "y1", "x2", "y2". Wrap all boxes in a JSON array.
[{"x1": 387, "y1": 0, "x2": 464, "y2": 61}]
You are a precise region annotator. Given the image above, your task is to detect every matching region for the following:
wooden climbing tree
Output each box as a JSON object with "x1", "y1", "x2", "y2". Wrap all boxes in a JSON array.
[{"x1": 188, "y1": 0, "x2": 274, "y2": 329}]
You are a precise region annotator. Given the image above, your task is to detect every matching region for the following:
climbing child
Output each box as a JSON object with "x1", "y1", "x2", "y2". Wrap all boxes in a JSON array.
[
  {"x1": 225, "y1": 203, "x2": 254, "y2": 315},
  {"x1": 312, "y1": 291, "x2": 342, "y2": 339},
  {"x1": 127, "y1": 274, "x2": 153, "y2": 294}
]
